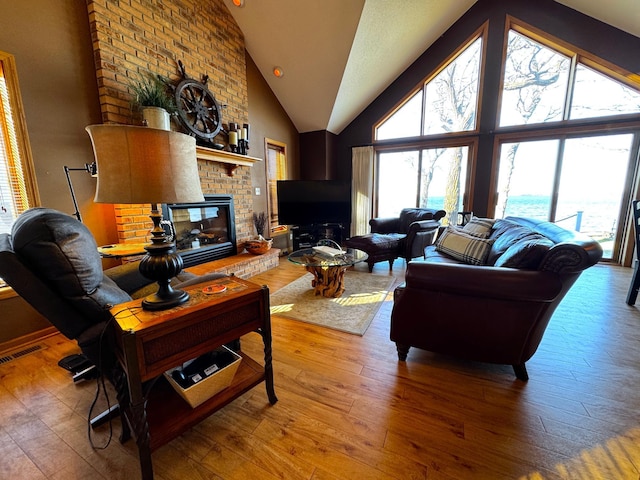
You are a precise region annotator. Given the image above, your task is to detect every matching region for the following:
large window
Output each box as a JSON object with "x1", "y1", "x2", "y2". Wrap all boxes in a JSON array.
[
  {"x1": 0, "y1": 51, "x2": 38, "y2": 235},
  {"x1": 493, "y1": 24, "x2": 640, "y2": 259},
  {"x1": 495, "y1": 134, "x2": 633, "y2": 259},
  {"x1": 376, "y1": 35, "x2": 483, "y2": 141},
  {"x1": 373, "y1": 20, "x2": 640, "y2": 260},
  {"x1": 499, "y1": 30, "x2": 640, "y2": 126},
  {"x1": 374, "y1": 31, "x2": 483, "y2": 224},
  {"x1": 377, "y1": 146, "x2": 471, "y2": 225}
]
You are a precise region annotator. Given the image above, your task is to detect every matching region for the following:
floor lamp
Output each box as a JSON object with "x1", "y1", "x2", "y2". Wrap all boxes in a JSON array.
[
  {"x1": 63, "y1": 162, "x2": 97, "y2": 222},
  {"x1": 85, "y1": 124, "x2": 204, "y2": 311}
]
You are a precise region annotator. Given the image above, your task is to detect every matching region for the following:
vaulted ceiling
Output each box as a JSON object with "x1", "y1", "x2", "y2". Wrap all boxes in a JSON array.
[{"x1": 222, "y1": 0, "x2": 640, "y2": 135}]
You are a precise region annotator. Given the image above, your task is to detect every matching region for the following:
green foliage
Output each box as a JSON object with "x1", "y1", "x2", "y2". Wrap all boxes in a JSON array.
[{"x1": 129, "y1": 73, "x2": 176, "y2": 113}]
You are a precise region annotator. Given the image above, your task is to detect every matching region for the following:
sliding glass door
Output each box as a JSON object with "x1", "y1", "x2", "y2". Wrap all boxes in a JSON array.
[{"x1": 495, "y1": 133, "x2": 635, "y2": 259}]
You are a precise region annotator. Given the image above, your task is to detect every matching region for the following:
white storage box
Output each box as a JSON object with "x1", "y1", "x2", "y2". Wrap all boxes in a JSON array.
[{"x1": 164, "y1": 346, "x2": 242, "y2": 408}]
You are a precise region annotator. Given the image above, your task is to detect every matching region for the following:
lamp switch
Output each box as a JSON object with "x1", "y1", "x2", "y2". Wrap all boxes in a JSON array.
[{"x1": 255, "y1": 187, "x2": 261, "y2": 195}]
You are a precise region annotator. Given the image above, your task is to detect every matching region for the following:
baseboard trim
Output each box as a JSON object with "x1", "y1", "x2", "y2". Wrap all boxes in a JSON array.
[{"x1": 0, "y1": 326, "x2": 58, "y2": 355}]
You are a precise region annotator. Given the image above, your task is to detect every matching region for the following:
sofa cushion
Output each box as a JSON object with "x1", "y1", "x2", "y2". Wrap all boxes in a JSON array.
[
  {"x1": 488, "y1": 218, "x2": 521, "y2": 241},
  {"x1": 493, "y1": 236, "x2": 555, "y2": 269},
  {"x1": 462, "y1": 216, "x2": 495, "y2": 237},
  {"x1": 435, "y1": 226, "x2": 495, "y2": 265},
  {"x1": 487, "y1": 219, "x2": 539, "y2": 265},
  {"x1": 424, "y1": 245, "x2": 464, "y2": 264}
]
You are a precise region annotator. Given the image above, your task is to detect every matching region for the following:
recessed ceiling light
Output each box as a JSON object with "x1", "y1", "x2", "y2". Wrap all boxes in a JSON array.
[
  {"x1": 273, "y1": 66, "x2": 284, "y2": 78},
  {"x1": 232, "y1": 0, "x2": 244, "y2": 7}
]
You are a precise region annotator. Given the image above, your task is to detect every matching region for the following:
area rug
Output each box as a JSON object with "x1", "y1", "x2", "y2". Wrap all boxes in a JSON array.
[{"x1": 269, "y1": 271, "x2": 395, "y2": 335}]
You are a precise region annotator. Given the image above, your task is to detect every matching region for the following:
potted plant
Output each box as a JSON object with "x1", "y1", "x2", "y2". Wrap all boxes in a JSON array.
[
  {"x1": 129, "y1": 72, "x2": 176, "y2": 130},
  {"x1": 246, "y1": 212, "x2": 272, "y2": 255}
]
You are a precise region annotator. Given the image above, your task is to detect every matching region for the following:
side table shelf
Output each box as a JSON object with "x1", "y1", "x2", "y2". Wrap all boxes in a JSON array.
[{"x1": 144, "y1": 352, "x2": 265, "y2": 451}]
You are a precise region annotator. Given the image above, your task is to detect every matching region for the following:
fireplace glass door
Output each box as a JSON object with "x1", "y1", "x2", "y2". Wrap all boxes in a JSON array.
[{"x1": 162, "y1": 194, "x2": 236, "y2": 267}]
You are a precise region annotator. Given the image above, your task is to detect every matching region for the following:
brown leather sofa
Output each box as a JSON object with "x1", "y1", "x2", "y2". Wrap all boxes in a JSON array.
[
  {"x1": 345, "y1": 208, "x2": 446, "y2": 272},
  {"x1": 390, "y1": 216, "x2": 603, "y2": 380}
]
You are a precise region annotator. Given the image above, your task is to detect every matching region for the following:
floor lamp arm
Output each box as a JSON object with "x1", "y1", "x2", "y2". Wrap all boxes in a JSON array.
[{"x1": 63, "y1": 162, "x2": 97, "y2": 223}]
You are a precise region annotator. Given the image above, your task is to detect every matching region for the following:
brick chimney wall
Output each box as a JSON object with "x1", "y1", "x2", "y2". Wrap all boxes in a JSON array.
[{"x1": 86, "y1": 0, "x2": 254, "y2": 245}]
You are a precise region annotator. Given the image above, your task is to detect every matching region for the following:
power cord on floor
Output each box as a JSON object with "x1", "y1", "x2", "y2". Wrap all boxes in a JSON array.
[
  {"x1": 87, "y1": 368, "x2": 113, "y2": 450},
  {"x1": 86, "y1": 306, "x2": 140, "y2": 450}
]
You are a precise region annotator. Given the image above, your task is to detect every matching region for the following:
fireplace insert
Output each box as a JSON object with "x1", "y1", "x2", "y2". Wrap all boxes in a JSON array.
[{"x1": 162, "y1": 194, "x2": 236, "y2": 267}]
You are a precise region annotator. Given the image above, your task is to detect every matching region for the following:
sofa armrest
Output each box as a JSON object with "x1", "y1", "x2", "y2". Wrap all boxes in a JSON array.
[
  {"x1": 404, "y1": 261, "x2": 563, "y2": 302},
  {"x1": 403, "y1": 220, "x2": 440, "y2": 259},
  {"x1": 540, "y1": 241, "x2": 603, "y2": 274},
  {"x1": 370, "y1": 217, "x2": 400, "y2": 234}
]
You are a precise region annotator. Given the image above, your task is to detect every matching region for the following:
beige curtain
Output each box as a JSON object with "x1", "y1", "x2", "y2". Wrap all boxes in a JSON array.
[{"x1": 351, "y1": 146, "x2": 374, "y2": 237}]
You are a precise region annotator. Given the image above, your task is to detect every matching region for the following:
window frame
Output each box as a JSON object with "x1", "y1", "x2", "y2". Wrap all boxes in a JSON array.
[
  {"x1": 0, "y1": 50, "x2": 39, "y2": 224},
  {"x1": 490, "y1": 18, "x2": 640, "y2": 264},
  {"x1": 495, "y1": 17, "x2": 640, "y2": 133},
  {"x1": 264, "y1": 137, "x2": 288, "y2": 238},
  {"x1": 374, "y1": 137, "x2": 478, "y2": 221},
  {"x1": 371, "y1": 16, "x2": 640, "y2": 263},
  {"x1": 374, "y1": 24, "x2": 488, "y2": 144},
  {"x1": 0, "y1": 51, "x2": 39, "y2": 298}
]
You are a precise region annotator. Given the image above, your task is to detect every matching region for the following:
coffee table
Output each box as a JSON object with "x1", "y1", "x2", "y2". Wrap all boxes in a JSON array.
[{"x1": 288, "y1": 247, "x2": 368, "y2": 297}]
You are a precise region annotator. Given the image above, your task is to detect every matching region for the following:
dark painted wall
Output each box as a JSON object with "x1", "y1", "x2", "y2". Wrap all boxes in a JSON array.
[{"x1": 300, "y1": 130, "x2": 340, "y2": 180}]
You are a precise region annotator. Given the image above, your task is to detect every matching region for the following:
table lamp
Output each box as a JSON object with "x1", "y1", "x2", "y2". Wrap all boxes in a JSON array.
[{"x1": 85, "y1": 124, "x2": 205, "y2": 311}]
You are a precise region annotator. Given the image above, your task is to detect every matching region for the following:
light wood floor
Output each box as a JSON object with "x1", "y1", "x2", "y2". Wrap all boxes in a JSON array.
[{"x1": 1, "y1": 259, "x2": 639, "y2": 479}]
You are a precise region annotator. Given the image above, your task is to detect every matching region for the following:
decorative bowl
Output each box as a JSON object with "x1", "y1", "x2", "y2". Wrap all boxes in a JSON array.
[{"x1": 245, "y1": 238, "x2": 273, "y2": 255}]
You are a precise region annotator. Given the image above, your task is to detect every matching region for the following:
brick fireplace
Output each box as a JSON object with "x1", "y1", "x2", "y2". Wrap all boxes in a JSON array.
[{"x1": 86, "y1": 0, "x2": 257, "y2": 252}]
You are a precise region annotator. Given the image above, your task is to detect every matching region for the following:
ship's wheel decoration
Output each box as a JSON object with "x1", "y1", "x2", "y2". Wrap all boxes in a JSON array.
[{"x1": 173, "y1": 60, "x2": 222, "y2": 142}]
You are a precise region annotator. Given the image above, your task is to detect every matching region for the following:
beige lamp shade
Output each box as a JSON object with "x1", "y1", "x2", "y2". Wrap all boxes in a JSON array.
[{"x1": 85, "y1": 124, "x2": 204, "y2": 205}]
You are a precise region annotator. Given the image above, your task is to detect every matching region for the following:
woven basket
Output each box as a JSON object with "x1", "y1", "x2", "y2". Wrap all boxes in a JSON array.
[
  {"x1": 164, "y1": 346, "x2": 241, "y2": 408},
  {"x1": 246, "y1": 238, "x2": 273, "y2": 255}
]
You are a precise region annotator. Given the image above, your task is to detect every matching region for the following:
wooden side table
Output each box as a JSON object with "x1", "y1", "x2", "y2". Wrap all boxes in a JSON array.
[
  {"x1": 98, "y1": 242, "x2": 149, "y2": 258},
  {"x1": 110, "y1": 276, "x2": 277, "y2": 480}
]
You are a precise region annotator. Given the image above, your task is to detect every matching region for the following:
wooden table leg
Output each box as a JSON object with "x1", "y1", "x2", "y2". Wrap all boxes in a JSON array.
[
  {"x1": 121, "y1": 331, "x2": 155, "y2": 480},
  {"x1": 260, "y1": 286, "x2": 278, "y2": 405},
  {"x1": 131, "y1": 401, "x2": 153, "y2": 480},
  {"x1": 112, "y1": 366, "x2": 131, "y2": 444},
  {"x1": 305, "y1": 266, "x2": 347, "y2": 297}
]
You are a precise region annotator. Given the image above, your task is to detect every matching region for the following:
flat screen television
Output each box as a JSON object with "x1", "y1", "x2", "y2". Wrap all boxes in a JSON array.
[{"x1": 277, "y1": 180, "x2": 351, "y2": 226}]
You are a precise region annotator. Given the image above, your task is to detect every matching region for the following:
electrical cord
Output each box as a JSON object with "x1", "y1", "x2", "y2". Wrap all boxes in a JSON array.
[{"x1": 87, "y1": 306, "x2": 141, "y2": 450}]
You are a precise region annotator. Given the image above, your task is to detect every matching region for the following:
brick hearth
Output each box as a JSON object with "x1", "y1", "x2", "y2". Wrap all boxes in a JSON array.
[{"x1": 186, "y1": 248, "x2": 280, "y2": 280}]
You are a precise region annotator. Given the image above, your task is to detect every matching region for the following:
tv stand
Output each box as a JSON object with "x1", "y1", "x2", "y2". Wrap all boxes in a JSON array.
[{"x1": 291, "y1": 223, "x2": 347, "y2": 251}]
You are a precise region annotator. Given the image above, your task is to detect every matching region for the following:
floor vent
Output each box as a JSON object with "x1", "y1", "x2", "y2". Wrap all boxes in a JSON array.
[{"x1": 0, "y1": 344, "x2": 45, "y2": 365}]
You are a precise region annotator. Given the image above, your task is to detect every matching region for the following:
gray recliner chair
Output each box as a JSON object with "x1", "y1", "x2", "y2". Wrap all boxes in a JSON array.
[{"x1": 0, "y1": 207, "x2": 225, "y2": 424}]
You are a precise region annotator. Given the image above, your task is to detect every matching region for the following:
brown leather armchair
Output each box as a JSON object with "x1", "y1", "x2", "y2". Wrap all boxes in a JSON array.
[
  {"x1": 345, "y1": 208, "x2": 446, "y2": 272},
  {"x1": 390, "y1": 216, "x2": 603, "y2": 380}
]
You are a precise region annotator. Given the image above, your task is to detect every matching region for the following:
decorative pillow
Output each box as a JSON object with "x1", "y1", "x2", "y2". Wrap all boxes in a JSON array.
[
  {"x1": 494, "y1": 236, "x2": 554, "y2": 269},
  {"x1": 486, "y1": 222, "x2": 538, "y2": 265},
  {"x1": 462, "y1": 216, "x2": 495, "y2": 238},
  {"x1": 435, "y1": 226, "x2": 495, "y2": 265}
]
